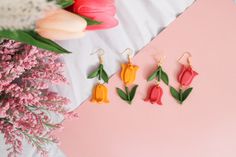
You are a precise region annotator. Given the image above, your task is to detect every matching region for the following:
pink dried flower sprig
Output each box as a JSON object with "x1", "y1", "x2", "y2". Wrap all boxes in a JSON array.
[{"x1": 0, "y1": 40, "x2": 76, "y2": 157}]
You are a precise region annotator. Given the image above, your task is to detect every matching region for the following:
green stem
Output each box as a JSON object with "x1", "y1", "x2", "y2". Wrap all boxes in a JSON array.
[
  {"x1": 179, "y1": 88, "x2": 183, "y2": 104},
  {"x1": 125, "y1": 86, "x2": 130, "y2": 103},
  {"x1": 158, "y1": 66, "x2": 162, "y2": 81},
  {"x1": 98, "y1": 64, "x2": 103, "y2": 81}
]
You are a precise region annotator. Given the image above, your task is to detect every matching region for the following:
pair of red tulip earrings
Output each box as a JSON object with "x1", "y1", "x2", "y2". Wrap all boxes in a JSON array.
[{"x1": 145, "y1": 52, "x2": 198, "y2": 105}]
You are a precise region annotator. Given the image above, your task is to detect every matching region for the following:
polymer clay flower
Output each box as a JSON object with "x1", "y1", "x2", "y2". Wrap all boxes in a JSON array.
[
  {"x1": 71, "y1": 0, "x2": 118, "y2": 30},
  {"x1": 36, "y1": 9, "x2": 87, "y2": 40},
  {"x1": 91, "y1": 83, "x2": 109, "y2": 104},
  {"x1": 145, "y1": 84, "x2": 163, "y2": 105},
  {"x1": 120, "y1": 63, "x2": 139, "y2": 85},
  {"x1": 178, "y1": 64, "x2": 198, "y2": 87}
]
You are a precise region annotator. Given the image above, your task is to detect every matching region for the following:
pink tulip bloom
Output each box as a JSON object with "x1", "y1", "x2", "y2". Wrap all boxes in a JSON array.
[
  {"x1": 145, "y1": 84, "x2": 163, "y2": 105},
  {"x1": 36, "y1": 9, "x2": 87, "y2": 40},
  {"x1": 178, "y1": 64, "x2": 198, "y2": 87},
  {"x1": 72, "y1": 0, "x2": 118, "y2": 30}
]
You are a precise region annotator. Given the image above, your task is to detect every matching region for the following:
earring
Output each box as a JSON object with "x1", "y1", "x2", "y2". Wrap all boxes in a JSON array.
[
  {"x1": 170, "y1": 52, "x2": 198, "y2": 104},
  {"x1": 87, "y1": 49, "x2": 109, "y2": 104},
  {"x1": 145, "y1": 56, "x2": 169, "y2": 105},
  {"x1": 116, "y1": 48, "x2": 139, "y2": 105}
]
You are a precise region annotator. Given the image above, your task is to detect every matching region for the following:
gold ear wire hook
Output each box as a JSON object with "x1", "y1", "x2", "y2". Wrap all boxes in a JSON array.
[
  {"x1": 90, "y1": 48, "x2": 105, "y2": 64},
  {"x1": 157, "y1": 55, "x2": 166, "y2": 66},
  {"x1": 121, "y1": 48, "x2": 133, "y2": 63},
  {"x1": 178, "y1": 51, "x2": 192, "y2": 66},
  {"x1": 152, "y1": 54, "x2": 166, "y2": 66}
]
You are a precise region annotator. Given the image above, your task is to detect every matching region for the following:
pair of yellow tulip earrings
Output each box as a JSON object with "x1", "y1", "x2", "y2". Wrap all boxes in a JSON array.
[{"x1": 87, "y1": 48, "x2": 139, "y2": 104}]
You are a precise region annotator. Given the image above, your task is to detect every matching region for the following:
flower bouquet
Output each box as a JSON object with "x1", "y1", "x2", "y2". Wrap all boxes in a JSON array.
[{"x1": 0, "y1": 0, "x2": 118, "y2": 54}]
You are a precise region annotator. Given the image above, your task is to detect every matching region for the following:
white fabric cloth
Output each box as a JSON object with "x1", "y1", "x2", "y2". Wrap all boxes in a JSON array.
[{"x1": 0, "y1": 0, "x2": 194, "y2": 156}]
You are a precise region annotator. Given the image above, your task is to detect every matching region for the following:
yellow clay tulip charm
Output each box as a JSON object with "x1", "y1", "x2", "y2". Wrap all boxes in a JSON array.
[
  {"x1": 91, "y1": 83, "x2": 109, "y2": 104},
  {"x1": 121, "y1": 63, "x2": 139, "y2": 85},
  {"x1": 116, "y1": 49, "x2": 139, "y2": 105}
]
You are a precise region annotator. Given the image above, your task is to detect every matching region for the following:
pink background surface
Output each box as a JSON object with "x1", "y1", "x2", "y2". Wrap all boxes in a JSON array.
[{"x1": 56, "y1": 0, "x2": 236, "y2": 156}]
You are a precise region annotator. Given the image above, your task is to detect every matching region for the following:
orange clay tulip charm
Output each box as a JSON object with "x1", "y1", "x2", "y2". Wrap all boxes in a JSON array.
[
  {"x1": 91, "y1": 83, "x2": 109, "y2": 104},
  {"x1": 36, "y1": 9, "x2": 87, "y2": 40},
  {"x1": 88, "y1": 49, "x2": 110, "y2": 104},
  {"x1": 120, "y1": 62, "x2": 139, "y2": 85},
  {"x1": 116, "y1": 49, "x2": 139, "y2": 104}
]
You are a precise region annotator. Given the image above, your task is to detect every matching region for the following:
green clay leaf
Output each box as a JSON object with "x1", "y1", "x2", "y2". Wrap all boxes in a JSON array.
[
  {"x1": 87, "y1": 68, "x2": 99, "y2": 79},
  {"x1": 101, "y1": 69, "x2": 109, "y2": 83},
  {"x1": 0, "y1": 30, "x2": 71, "y2": 54},
  {"x1": 182, "y1": 87, "x2": 193, "y2": 102},
  {"x1": 147, "y1": 70, "x2": 158, "y2": 81},
  {"x1": 129, "y1": 85, "x2": 138, "y2": 102},
  {"x1": 161, "y1": 70, "x2": 169, "y2": 85},
  {"x1": 116, "y1": 88, "x2": 128, "y2": 101},
  {"x1": 56, "y1": 0, "x2": 74, "y2": 8},
  {"x1": 170, "y1": 86, "x2": 179, "y2": 101}
]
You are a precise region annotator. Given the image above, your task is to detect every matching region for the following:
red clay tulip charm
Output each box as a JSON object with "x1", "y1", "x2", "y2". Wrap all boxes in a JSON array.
[
  {"x1": 145, "y1": 56, "x2": 169, "y2": 105},
  {"x1": 145, "y1": 84, "x2": 163, "y2": 105},
  {"x1": 178, "y1": 64, "x2": 198, "y2": 87},
  {"x1": 170, "y1": 52, "x2": 198, "y2": 104}
]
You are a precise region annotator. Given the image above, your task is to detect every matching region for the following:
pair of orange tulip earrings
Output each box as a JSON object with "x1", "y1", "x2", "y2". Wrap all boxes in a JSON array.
[
  {"x1": 87, "y1": 48, "x2": 139, "y2": 104},
  {"x1": 145, "y1": 52, "x2": 198, "y2": 105}
]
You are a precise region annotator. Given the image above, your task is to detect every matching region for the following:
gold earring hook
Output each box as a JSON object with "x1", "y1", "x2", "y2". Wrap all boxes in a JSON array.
[
  {"x1": 178, "y1": 51, "x2": 192, "y2": 66},
  {"x1": 151, "y1": 54, "x2": 166, "y2": 66},
  {"x1": 90, "y1": 48, "x2": 105, "y2": 64},
  {"x1": 121, "y1": 48, "x2": 133, "y2": 63}
]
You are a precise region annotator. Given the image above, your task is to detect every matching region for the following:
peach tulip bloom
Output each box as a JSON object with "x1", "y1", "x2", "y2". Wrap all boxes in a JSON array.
[{"x1": 36, "y1": 9, "x2": 87, "y2": 40}]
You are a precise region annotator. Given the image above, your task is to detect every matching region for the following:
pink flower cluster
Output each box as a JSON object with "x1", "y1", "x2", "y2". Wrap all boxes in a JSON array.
[{"x1": 0, "y1": 40, "x2": 76, "y2": 157}]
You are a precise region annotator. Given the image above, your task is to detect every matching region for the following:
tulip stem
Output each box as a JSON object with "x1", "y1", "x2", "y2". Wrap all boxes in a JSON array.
[
  {"x1": 98, "y1": 65, "x2": 103, "y2": 80},
  {"x1": 125, "y1": 86, "x2": 130, "y2": 101},
  {"x1": 179, "y1": 88, "x2": 183, "y2": 104},
  {"x1": 157, "y1": 66, "x2": 162, "y2": 81}
]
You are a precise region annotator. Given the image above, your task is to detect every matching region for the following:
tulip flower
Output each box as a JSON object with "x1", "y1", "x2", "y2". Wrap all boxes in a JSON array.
[
  {"x1": 170, "y1": 64, "x2": 198, "y2": 104},
  {"x1": 145, "y1": 84, "x2": 163, "y2": 105},
  {"x1": 71, "y1": 0, "x2": 118, "y2": 30},
  {"x1": 91, "y1": 83, "x2": 109, "y2": 104},
  {"x1": 120, "y1": 63, "x2": 139, "y2": 85},
  {"x1": 178, "y1": 64, "x2": 198, "y2": 87},
  {"x1": 35, "y1": 9, "x2": 87, "y2": 40}
]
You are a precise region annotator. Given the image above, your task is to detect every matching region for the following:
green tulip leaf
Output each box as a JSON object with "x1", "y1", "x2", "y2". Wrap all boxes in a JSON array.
[
  {"x1": 56, "y1": 0, "x2": 74, "y2": 8},
  {"x1": 161, "y1": 70, "x2": 169, "y2": 85},
  {"x1": 129, "y1": 85, "x2": 138, "y2": 101},
  {"x1": 0, "y1": 30, "x2": 71, "y2": 54},
  {"x1": 82, "y1": 16, "x2": 102, "y2": 26},
  {"x1": 87, "y1": 68, "x2": 99, "y2": 79},
  {"x1": 27, "y1": 31, "x2": 70, "y2": 53},
  {"x1": 170, "y1": 86, "x2": 180, "y2": 101},
  {"x1": 147, "y1": 70, "x2": 158, "y2": 81},
  {"x1": 101, "y1": 69, "x2": 109, "y2": 83},
  {"x1": 182, "y1": 87, "x2": 193, "y2": 102},
  {"x1": 116, "y1": 88, "x2": 128, "y2": 101}
]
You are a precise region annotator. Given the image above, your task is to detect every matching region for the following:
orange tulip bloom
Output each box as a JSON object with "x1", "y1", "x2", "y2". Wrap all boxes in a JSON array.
[
  {"x1": 91, "y1": 83, "x2": 109, "y2": 104},
  {"x1": 120, "y1": 63, "x2": 139, "y2": 85}
]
